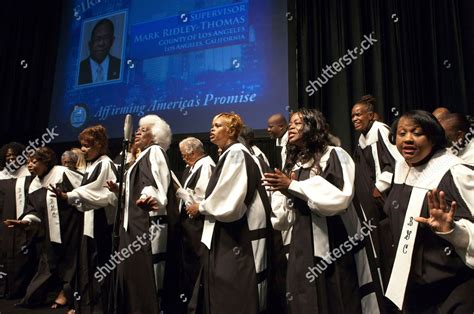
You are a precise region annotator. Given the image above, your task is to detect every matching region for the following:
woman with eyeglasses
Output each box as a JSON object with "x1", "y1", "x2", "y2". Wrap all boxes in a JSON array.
[{"x1": 113, "y1": 115, "x2": 181, "y2": 314}]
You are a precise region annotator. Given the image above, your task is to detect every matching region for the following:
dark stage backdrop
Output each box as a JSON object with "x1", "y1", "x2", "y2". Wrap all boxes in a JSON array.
[{"x1": 1, "y1": 0, "x2": 473, "y2": 173}]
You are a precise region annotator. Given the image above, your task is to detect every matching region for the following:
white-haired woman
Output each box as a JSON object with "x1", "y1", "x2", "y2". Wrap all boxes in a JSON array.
[{"x1": 115, "y1": 115, "x2": 180, "y2": 313}]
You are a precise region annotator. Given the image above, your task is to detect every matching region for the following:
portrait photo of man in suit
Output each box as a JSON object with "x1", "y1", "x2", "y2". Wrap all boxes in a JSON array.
[{"x1": 78, "y1": 18, "x2": 122, "y2": 85}]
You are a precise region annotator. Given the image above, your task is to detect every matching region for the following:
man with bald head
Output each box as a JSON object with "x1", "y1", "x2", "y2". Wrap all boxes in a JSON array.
[
  {"x1": 432, "y1": 107, "x2": 450, "y2": 121},
  {"x1": 267, "y1": 113, "x2": 288, "y2": 169},
  {"x1": 440, "y1": 113, "x2": 474, "y2": 164}
]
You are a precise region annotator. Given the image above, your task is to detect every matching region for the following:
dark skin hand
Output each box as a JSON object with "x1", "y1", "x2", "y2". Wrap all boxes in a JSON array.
[
  {"x1": 372, "y1": 187, "x2": 385, "y2": 205},
  {"x1": 262, "y1": 169, "x2": 293, "y2": 197},
  {"x1": 106, "y1": 180, "x2": 119, "y2": 194},
  {"x1": 186, "y1": 203, "x2": 200, "y2": 218},
  {"x1": 3, "y1": 219, "x2": 30, "y2": 228},
  {"x1": 415, "y1": 189, "x2": 455, "y2": 233},
  {"x1": 48, "y1": 184, "x2": 68, "y2": 201},
  {"x1": 136, "y1": 195, "x2": 159, "y2": 212}
]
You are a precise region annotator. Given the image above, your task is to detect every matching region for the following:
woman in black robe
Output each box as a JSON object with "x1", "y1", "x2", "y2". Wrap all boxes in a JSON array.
[
  {"x1": 6, "y1": 147, "x2": 83, "y2": 308},
  {"x1": 113, "y1": 114, "x2": 180, "y2": 314},
  {"x1": 50, "y1": 125, "x2": 118, "y2": 314},
  {"x1": 264, "y1": 109, "x2": 380, "y2": 313},
  {"x1": 384, "y1": 110, "x2": 474, "y2": 313},
  {"x1": 187, "y1": 113, "x2": 273, "y2": 314},
  {"x1": 0, "y1": 142, "x2": 36, "y2": 299}
]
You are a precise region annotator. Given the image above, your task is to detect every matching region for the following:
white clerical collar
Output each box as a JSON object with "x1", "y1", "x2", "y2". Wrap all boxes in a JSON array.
[
  {"x1": 276, "y1": 131, "x2": 288, "y2": 147},
  {"x1": 358, "y1": 121, "x2": 388, "y2": 148}
]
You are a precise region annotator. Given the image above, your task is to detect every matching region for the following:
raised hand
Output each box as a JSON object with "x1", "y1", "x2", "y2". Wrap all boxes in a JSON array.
[
  {"x1": 105, "y1": 180, "x2": 119, "y2": 194},
  {"x1": 415, "y1": 189, "x2": 455, "y2": 233},
  {"x1": 262, "y1": 169, "x2": 292, "y2": 193},
  {"x1": 136, "y1": 195, "x2": 159, "y2": 212},
  {"x1": 48, "y1": 184, "x2": 68, "y2": 201}
]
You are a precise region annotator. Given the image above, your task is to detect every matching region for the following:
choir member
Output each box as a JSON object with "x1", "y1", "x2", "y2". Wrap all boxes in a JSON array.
[
  {"x1": 267, "y1": 114, "x2": 293, "y2": 313},
  {"x1": 351, "y1": 95, "x2": 403, "y2": 286},
  {"x1": 432, "y1": 107, "x2": 450, "y2": 121},
  {"x1": 267, "y1": 113, "x2": 288, "y2": 170},
  {"x1": 384, "y1": 110, "x2": 474, "y2": 312},
  {"x1": 240, "y1": 126, "x2": 270, "y2": 167},
  {"x1": 187, "y1": 113, "x2": 273, "y2": 313},
  {"x1": 264, "y1": 109, "x2": 380, "y2": 313},
  {"x1": 50, "y1": 125, "x2": 118, "y2": 313},
  {"x1": 71, "y1": 148, "x2": 86, "y2": 173},
  {"x1": 0, "y1": 142, "x2": 35, "y2": 299},
  {"x1": 0, "y1": 142, "x2": 30, "y2": 179},
  {"x1": 61, "y1": 150, "x2": 79, "y2": 170},
  {"x1": 176, "y1": 137, "x2": 215, "y2": 306},
  {"x1": 13, "y1": 147, "x2": 83, "y2": 309},
  {"x1": 115, "y1": 114, "x2": 180, "y2": 313},
  {"x1": 440, "y1": 113, "x2": 474, "y2": 164}
]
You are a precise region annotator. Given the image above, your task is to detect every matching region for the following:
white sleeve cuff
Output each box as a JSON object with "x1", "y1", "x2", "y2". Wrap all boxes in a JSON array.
[
  {"x1": 436, "y1": 221, "x2": 469, "y2": 250},
  {"x1": 23, "y1": 214, "x2": 41, "y2": 224},
  {"x1": 375, "y1": 179, "x2": 391, "y2": 193}
]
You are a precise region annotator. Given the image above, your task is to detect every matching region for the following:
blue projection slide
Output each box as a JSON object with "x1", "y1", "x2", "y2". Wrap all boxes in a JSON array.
[{"x1": 49, "y1": 0, "x2": 289, "y2": 141}]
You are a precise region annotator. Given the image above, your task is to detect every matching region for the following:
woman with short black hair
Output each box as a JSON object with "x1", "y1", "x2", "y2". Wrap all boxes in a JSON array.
[{"x1": 384, "y1": 110, "x2": 474, "y2": 312}]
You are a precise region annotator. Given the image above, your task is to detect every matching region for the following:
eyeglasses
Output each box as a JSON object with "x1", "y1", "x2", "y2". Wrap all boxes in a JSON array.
[{"x1": 136, "y1": 126, "x2": 151, "y2": 133}]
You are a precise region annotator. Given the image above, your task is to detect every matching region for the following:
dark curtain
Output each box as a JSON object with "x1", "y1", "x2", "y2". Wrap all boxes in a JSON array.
[
  {"x1": 294, "y1": 0, "x2": 474, "y2": 152},
  {"x1": 0, "y1": 0, "x2": 63, "y2": 145}
]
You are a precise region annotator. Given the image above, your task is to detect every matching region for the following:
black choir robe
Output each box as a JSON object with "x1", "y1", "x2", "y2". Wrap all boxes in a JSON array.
[
  {"x1": 189, "y1": 142, "x2": 273, "y2": 314},
  {"x1": 19, "y1": 166, "x2": 83, "y2": 306},
  {"x1": 248, "y1": 145, "x2": 288, "y2": 314},
  {"x1": 117, "y1": 144, "x2": 180, "y2": 313},
  {"x1": 176, "y1": 155, "x2": 215, "y2": 308},
  {"x1": 0, "y1": 167, "x2": 36, "y2": 299},
  {"x1": 271, "y1": 146, "x2": 381, "y2": 314},
  {"x1": 353, "y1": 121, "x2": 402, "y2": 287},
  {"x1": 384, "y1": 150, "x2": 474, "y2": 313},
  {"x1": 66, "y1": 155, "x2": 118, "y2": 313}
]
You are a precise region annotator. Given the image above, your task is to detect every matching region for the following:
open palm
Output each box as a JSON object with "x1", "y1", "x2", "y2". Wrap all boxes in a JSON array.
[{"x1": 415, "y1": 189, "x2": 455, "y2": 233}]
